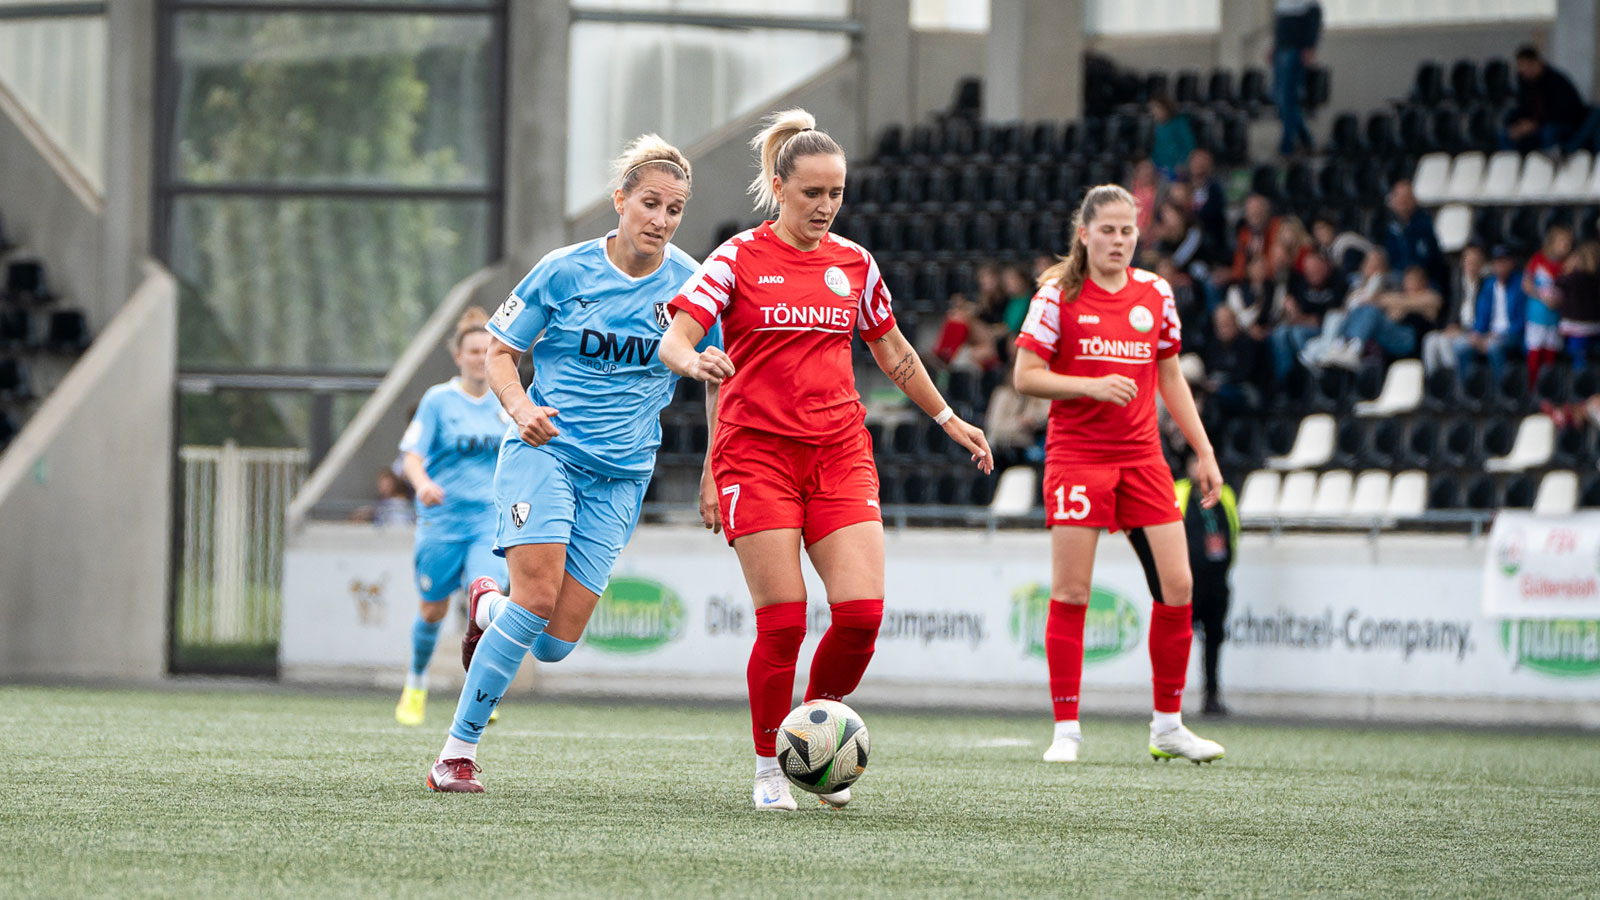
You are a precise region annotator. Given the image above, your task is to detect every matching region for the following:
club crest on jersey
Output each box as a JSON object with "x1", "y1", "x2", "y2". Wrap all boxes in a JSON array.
[
  {"x1": 511, "y1": 502, "x2": 530, "y2": 529},
  {"x1": 1128, "y1": 306, "x2": 1155, "y2": 333},
  {"x1": 823, "y1": 266, "x2": 851, "y2": 297},
  {"x1": 654, "y1": 301, "x2": 671, "y2": 331}
]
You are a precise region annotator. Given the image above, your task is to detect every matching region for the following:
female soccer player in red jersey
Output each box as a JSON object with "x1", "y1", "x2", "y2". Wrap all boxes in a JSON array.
[
  {"x1": 660, "y1": 109, "x2": 993, "y2": 811},
  {"x1": 1014, "y1": 184, "x2": 1226, "y2": 765}
]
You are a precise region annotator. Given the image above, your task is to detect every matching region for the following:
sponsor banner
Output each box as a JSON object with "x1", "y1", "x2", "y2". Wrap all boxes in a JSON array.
[
  {"x1": 281, "y1": 526, "x2": 1600, "y2": 700},
  {"x1": 1483, "y1": 512, "x2": 1600, "y2": 619}
]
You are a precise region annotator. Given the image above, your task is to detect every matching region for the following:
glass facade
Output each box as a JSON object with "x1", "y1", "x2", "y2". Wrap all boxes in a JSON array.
[{"x1": 0, "y1": 11, "x2": 105, "y2": 190}]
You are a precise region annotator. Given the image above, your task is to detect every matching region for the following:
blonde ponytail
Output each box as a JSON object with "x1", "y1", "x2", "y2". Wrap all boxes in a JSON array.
[
  {"x1": 610, "y1": 133, "x2": 692, "y2": 197},
  {"x1": 1038, "y1": 184, "x2": 1140, "y2": 301},
  {"x1": 747, "y1": 108, "x2": 845, "y2": 214}
]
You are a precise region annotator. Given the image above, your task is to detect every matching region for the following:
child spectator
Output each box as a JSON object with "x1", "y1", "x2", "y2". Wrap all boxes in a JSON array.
[
  {"x1": 1525, "y1": 226, "x2": 1573, "y2": 382},
  {"x1": 1556, "y1": 241, "x2": 1600, "y2": 368},
  {"x1": 1453, "y1": 244, "x2": 1527, "y2": 378}
]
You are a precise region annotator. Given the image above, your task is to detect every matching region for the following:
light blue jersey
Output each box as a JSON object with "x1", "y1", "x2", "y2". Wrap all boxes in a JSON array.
[
  {"x1": 486, "y1": 231, "x2": 721, "y2": 477},
  {"x1": 399, "y1": 378, "x2": 509, "y2": 543}
]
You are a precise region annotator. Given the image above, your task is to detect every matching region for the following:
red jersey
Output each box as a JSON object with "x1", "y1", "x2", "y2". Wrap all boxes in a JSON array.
[
  {"x1": 670, "y1": 222, "x2": 896, "y2": 443},
  {"x1": 1015, "y1": 267, "x2": 1181, "y2": 465}
]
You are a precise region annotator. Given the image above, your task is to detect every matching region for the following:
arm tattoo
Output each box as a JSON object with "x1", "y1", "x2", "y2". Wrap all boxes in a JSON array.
[{"x1": 888, "y1": 350, "x2": 917, "y2": 389}]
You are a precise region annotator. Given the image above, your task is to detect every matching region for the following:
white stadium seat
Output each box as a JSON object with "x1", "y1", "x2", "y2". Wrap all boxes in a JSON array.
[
  {"x1": 1478, "y1": 151, "x2": 1522, "y2": 203},
  {"x1": 1534, "y1": 470, "x2": 1579, "y2": 516},
  {"x1": 1237, "y1": 470, "x2": 1281, "y2": 518},
  {"x1": 989, "y1": 465, "x2": 1036, "y2": 516},
  {"x1": 1311, "y1": 470, "x2": 1354, "y2": 517},
  {"x1": 1265, "y1": 413, "x2": 1336, "y2": 470},
  {"x1": 1348, "y1": 470, "x2": 1392, "y2": 518},
  {"x1": 1515, "y1": 152, "x2": 1555, "y2": 201},
  {"x1": 1434, "y1": 204, "x2": 1472, "y2": 253},
  {"x1": 1485, "y1": 414, "x2": 1556, "y2": 473},
  {"x1": 1443, "y1": 152, "x2": 1486, "y2": 202},
  {"x1": 1386, "y1": 470, "x2": 1428, "y2": 518},
  {"x1": 1412, "y1": 152, "x2": 1451, "y2": 205},
  {"x1": 1354, "y1": 359, "x2": 1424, "y2": 417},
  {"x1": 1549, "y1": 151, "x2": 1592, "y2": 201},
  {"x1": 1275, "y1": 471, "x2": 1318, "y2": 517}
]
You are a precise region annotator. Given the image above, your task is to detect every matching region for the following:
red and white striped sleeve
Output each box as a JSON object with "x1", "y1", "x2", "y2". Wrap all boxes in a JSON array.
[
  {"x1": 1015, "y1": 284, "x2": 1063, "y2": 362},
  {"x1": 1152, "y1": 275, "x2": 1182, "y2": 358},
  {"x1": 669, "y1": 233, "x2": 746, "y2": 332},
  {"x1": 856, "y1": 249, "x2": 896, "y2": 342}
]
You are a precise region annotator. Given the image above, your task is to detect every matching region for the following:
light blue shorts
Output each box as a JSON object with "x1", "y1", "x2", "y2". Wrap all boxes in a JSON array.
[
  {"x1": 413, "y1": 533, "x2": 507, "y2": 604},
  {"x1": 494, "y1": 440, "x2": 650, "y2": 596}
]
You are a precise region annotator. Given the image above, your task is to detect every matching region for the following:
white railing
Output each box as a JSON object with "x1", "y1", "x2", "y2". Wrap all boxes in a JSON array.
[{"x1": 178, "y1": 442, "x2": 307, "y2": 645}]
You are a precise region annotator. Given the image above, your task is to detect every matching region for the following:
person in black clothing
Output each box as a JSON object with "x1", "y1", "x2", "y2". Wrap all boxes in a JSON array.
[
  {"x1": 1268, "y1": 251, "x2": 1344, "y2": 379},
  {"x1": 1176, "y1": 446, "x2": 1239, "y2": 717},
  {"x1": 1504, "y1": 45, "x2": 1597, "y2": 153},
  {"x1": 1272, "y1": 0, "x2": 1322, "y2": 157},
  {"x1": 1204, "y1": 305, "x2": 1268, "y2": 414}
]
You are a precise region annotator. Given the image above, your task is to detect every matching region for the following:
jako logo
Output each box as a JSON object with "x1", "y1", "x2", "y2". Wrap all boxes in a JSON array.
[
  {"x1": 757, "y1": 275, "x2": 785, "y2": 285},
  {"x1": 1009, "y1": 582, "x2": 1140, "y2": 665},
  {"x1": 585, "y1": 576, "x2": 686, "y2": 653},
  {"x1": 1500, "y1": 619, "x2": 1600, "y2": 677},
  {"x1": 579, "y1": 329, "x2": 659, "y2": 366},
  {"x1": 1077, "y1": 314, "x2": 1100, "y2": 324}
]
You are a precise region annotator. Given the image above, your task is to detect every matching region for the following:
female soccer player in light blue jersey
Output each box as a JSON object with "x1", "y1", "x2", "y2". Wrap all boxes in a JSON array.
[
  {"x1": 427, "y1": 135, "x2": 727, "y2": 792},
  {"x1": 394, "y1": 307, "x2": 511, "y2": 726}
]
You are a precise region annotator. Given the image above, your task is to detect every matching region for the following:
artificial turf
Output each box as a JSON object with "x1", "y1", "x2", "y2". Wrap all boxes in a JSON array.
[{"x1": 3, "y1": 685, "x2": 1598, "y2": 899}]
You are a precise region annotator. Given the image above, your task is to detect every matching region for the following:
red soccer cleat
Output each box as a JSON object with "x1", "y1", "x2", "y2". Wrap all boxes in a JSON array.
[
  {"x1": 426, "y1": 757, "x2": 484, "y2": 793},
  {"x1": 462, "y1": 576, "x2": 501, "y2": 672}
]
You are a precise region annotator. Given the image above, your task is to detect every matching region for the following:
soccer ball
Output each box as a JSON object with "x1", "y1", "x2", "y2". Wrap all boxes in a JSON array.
[{"x1": 775, "y1": 699, "x2": 870, "y2": 794}]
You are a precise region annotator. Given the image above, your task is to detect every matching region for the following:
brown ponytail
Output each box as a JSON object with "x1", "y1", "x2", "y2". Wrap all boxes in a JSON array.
[{"x1": 1038, "y1": 184, "x2": 1139, "y2": 301}]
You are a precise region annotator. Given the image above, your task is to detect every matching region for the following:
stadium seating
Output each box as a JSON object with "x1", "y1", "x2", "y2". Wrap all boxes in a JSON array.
[
  {"x1": 1534, "y1": 470, "x2": 1579, "y2": 515},
  {"x1": 1354, "y1": 360, "x2": 1423, "y2": 417},
  {"x1": 1275, "y1": 471, "x2": 1318, "y2": 516},
  {"x1": 1265, "y1": 414, "x2": 1335, "y2": 470},
  {"x1": 1348, "y1": 470, "x2": 1392, "y2": 517},
  {"x1": 989, "y1": 465, "x2": 1036, "y2": 515}
]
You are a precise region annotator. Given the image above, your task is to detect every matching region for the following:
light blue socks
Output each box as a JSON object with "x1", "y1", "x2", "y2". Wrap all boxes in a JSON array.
[{"x1": 448, "y1": 603, "x2": 547, "y2": 742}]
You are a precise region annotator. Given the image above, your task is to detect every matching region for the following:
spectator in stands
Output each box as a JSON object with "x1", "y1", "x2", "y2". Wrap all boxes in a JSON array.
[
  {"x1": 1000, "y1": 265, "x2": 1034, "y2": 334},
  {"x1": 1325, "y1": 264, "x2": 1440, "y2": 369},
  {"x1": 374, "y1": 468, "x2": 416, "y2": 526},
  {"x1": 1311, "y1": 210, "x2": 1376, "y2": 288},
  {"x1": 1227, "y1": 254, "x2": 1282, "y2": 338},
  {"x1": 1184, "y1": 148, "x2": 1228, "y2": 252},
  {"x1": 1556, "y1": 241, "x2": 1600, "y2": 368},
  {"x1": 1150, "y1": 92, "x2": 1197, "y2": 179},
  {"x1": 1270, "y1": 251, "x2": 1345, "y2": 379},
  {"x1": 985, "y1": 349, "x2": 1051, "y2": 470},
  {"x1": 1272, "y1": 216, "x2": 1313, "y2": 278},
  {"x1": 1129, "y1": 160, "x2": 1160, "y2": 232},
  {"x1": 1525, "y1": 225, "x2": 1573, "y2": 383},
  {"x1": 1450, "y1": 244, "x2": 1526, "y2": 378},
  {"x1": 1230, "y1": 194, "x2": 1281, "y2": 284},
  {"x1": 1272, "y1": 0, "x2": 1322, "y2": 157},
  {"x1": 931, "y1": 293, "x2": 999, "y2": 373},
  {"x1": 1503, "y1": 45, "x2": 1596, "y2": 153},
  {"x1": 1382, "y1": 180, "x2": 1444, "y2": 291},
  {"x1": 1203, "y1": 305, "x2": 1268, "y2": 414},
  {"x1": 1420, "y1": 244, "x2": 1487, "y2": 375},
  {"x1": 974, "y1": 262, "x2": 1005, "y2": 319},
  {"x1": 1150, "y1": 199, "x2": 1214, "y2": 284}
]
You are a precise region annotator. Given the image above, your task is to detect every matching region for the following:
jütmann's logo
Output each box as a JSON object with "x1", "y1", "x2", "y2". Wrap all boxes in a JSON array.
[
  {"x1": 1009, "y1": 582, "x2": 1141, "y2": 664},
  {"x1": 585, "y1": 576, "x2": 686, "y2": 653},
  {"x1": 1500, "y1": 619, "x2": 1600, "y2": 677}
]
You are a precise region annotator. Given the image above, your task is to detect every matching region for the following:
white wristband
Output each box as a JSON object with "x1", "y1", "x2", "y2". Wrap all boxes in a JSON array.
[{"x1": 933, "y1": 406, "x2": 954, "y2": 426}]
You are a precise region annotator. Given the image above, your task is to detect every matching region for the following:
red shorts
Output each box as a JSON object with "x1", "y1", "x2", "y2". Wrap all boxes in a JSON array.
[
  {"x1": 1042, "y1": 459, "x2": 1180, "y2": 532},
  {"x1": 711, "y1": 423, "x2": 881, "y2": 546}
]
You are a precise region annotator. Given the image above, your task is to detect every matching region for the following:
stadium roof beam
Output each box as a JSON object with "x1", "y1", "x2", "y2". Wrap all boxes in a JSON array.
[{"x1": 986, "y1": 0, "x2": 1084, "y2": 123}]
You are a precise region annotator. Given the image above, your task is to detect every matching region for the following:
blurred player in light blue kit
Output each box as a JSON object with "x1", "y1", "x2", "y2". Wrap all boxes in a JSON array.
[
  {"x1": 394, "y1": 307, "x2": 511, "y2": 726},
  {"x1": 427, "y1": 135, "x2": 727, "y2": 792}
]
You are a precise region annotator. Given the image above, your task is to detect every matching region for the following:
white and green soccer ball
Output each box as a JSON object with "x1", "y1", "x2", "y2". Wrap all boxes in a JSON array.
[{"x1": 775, "y1": 699, "x2": 870, "y2": 795}]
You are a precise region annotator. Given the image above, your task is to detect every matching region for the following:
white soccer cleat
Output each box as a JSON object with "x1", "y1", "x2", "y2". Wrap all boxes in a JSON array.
[
  {"x1": 1149, "y1": 725, "x2": 1224, "y2": 764},
  {"x1": 818, "y1": 786, "x2": 851, "y2": 809},
  {"x1": 1042, "y1": 735, "x2": 1081, "y2": 763},
  {"x1": 752, "y1": 770, "x2": 797, "y2": 811}
]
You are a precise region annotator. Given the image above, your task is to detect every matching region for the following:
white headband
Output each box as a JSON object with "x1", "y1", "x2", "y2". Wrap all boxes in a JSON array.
[{"x1": 621, "y1": 159, "x2": 688, "y2": 184}]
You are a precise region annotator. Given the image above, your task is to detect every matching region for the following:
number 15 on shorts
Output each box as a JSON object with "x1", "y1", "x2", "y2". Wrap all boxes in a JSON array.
[{"x1": 1054, "y1": 484, "x2": 1090, "y2": 521}]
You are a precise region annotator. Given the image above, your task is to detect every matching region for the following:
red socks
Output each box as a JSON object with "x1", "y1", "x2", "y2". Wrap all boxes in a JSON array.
[
  {"x1": 1529, "y1": 348, "x2": 1557, "y2": 386},
  {"x1": 805, "y1": 599, "x2": 884, "y2": 703},
  {"x1": 748, "y1": 602, "x2": 807, "y2": 756},
  {"x1": 1148, "y1": 601, "x2": 1193, "y2": 714},
  {"x1": 1045, "y1": 600, "x2": 1086, "y2": 721}
]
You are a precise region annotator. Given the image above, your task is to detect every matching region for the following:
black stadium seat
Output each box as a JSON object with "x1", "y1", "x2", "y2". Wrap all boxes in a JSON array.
[
  {"x1": 1464, "y1": 473, "x2": 1497, "y2": 509},
  {"x1": 45, "y1": 310, "x2": 89, "y2": 355},
  {"x1": 1429, "y1": 472, "x2": 1461, "y2": 509},
  {"x1": 1449, "y1": 59, "x2": 1482, "y2": 104},
  {"x1": 1413, "y1": 61, "x2": 1444, "y2": 105}
]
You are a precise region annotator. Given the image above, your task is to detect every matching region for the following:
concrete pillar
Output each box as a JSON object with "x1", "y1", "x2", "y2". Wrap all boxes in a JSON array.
[
  {"x1": 857, "y1": 0, "x2": 912, "y2": 140},
  {"x1": 101, "y1": 0, "x2": 156, "y2": 319},
  {"x1": 1551, "y1": 0, "x2": 1599, "y2": 101},
  {"x1": 1218, "y1": 0, "x2": 1274, "y2": 72},
  {"x1": 985, "y1": 0, "x2": 1083, "y2": 123},
  {"x1": 503, "y1": 1, "x2": 570, "y2": 273}
]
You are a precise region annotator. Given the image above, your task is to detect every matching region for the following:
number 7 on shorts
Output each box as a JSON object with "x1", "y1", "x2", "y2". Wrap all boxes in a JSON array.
[{"x1": 721, "y1": 483, "x2": 741, "y2": 532}]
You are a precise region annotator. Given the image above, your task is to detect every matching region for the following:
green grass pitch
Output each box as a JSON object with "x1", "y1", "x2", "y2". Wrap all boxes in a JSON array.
[{"x1": 4, "y1": 685, "x2": 1598, "y2": 899}]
